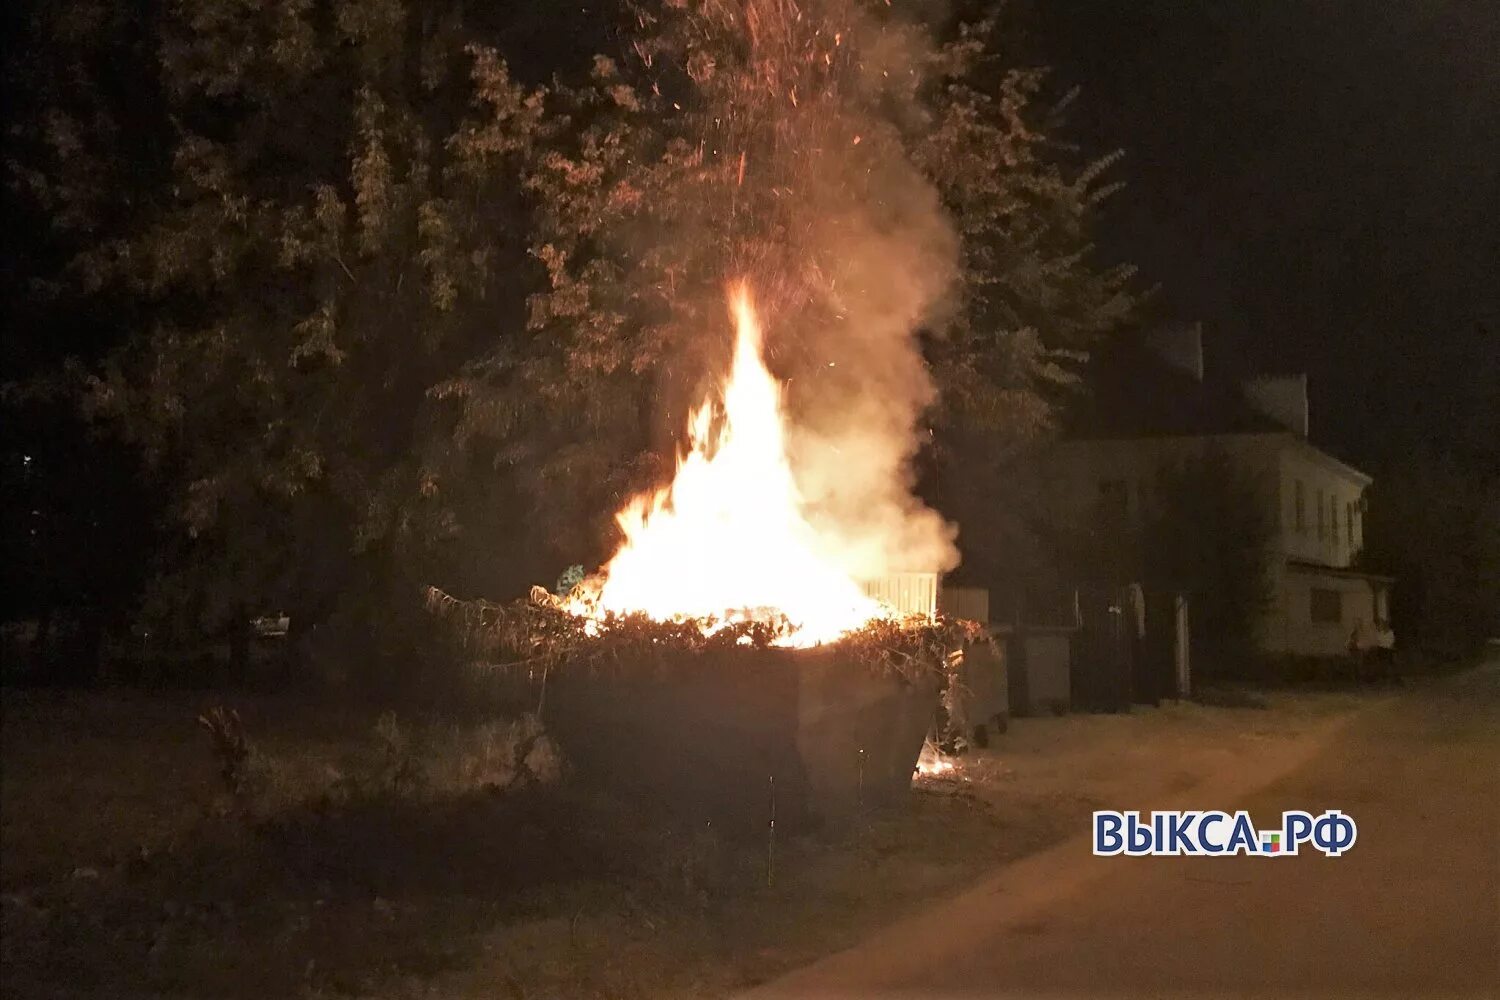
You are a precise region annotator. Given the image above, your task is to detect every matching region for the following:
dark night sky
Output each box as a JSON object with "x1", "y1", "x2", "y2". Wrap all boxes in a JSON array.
[{"x1": 1030, "y1": 1, "x2": 1499, "y2": 471}]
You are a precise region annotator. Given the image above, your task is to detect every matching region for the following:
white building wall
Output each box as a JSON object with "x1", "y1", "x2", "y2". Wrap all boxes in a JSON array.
[
  {"x1": 1272, "y1": 566, "x2": 1388, "y2": 656},
  {"x1": 1276, "y1": 441, "x2": 1370, "y2": 569},
  {"x1": 1049, "y1": 432, "x2": 1388, "y2": 658},
  {"x1": 1049, "y1": 434, "x2": 1286, "y2": 527}
]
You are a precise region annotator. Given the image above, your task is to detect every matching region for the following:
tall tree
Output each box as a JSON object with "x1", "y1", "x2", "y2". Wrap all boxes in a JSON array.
[
  {"x1": 12, "y1": 0, "x2": 549, "y2": 667},
  {"x1": 1361, "y1": 448, "x2": 1500, "y2": 655},
  {"x1": 1141, "y1": 449, "x2": 1276, "y2": 673},
  {"x1": 12, "y1": 0, "x2": 1133, "y2": 668},
  {"x1": 441, "y1": 0, "x2": 1135, "y2": 580}
]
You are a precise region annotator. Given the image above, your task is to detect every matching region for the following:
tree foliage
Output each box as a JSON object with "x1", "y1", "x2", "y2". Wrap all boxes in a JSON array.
[
  {"x1": 1361, "y1": 449, "x2": 1500, "y2": 654},
  {"x1": 11, "y1": 0, "x2": 1134, "y2": 661},
  {"x1": 1030, "y1": 445, "x2": 1277, "y2": 668},
  {"x1": 1142, "y1": 449, "x2": 1276, "y2": 670},
  {"x1": 12, "y1": 0, "x2": 547, "y2": 656}
]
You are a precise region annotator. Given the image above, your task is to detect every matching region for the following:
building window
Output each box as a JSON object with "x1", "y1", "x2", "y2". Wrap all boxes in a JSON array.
[
  {"x1": 1317, "y1": 489, "x2": 1327, "y2": 539},
  {"x1": 1310, "y1": 588, "x2": 1342, "y2": 624},
  {"x1": 1294, "y1": 479, "x2": 1306, "y2": 532},
  {"x1": 1347, "y1": 502, "x2": 1356, "y2": 549},
  {"x1": 1330, "y1": 498, "x2": 1339, "y2": 545}
]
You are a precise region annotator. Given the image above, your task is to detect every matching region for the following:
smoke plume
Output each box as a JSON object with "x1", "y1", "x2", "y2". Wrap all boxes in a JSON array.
[{"x1": 735, "y1": 1, "x2": 964, "y2": 577}]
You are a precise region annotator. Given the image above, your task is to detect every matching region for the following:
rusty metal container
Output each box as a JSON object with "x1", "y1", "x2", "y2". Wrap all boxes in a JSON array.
[{"x1": 543, "y1": 646, "x2": 939, "y2": 835}]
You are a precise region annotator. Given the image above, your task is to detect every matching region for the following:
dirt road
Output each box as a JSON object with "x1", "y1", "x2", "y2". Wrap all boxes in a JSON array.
[{"x1": 747, "y1": 659, "x2": 1500, "y2": 999}]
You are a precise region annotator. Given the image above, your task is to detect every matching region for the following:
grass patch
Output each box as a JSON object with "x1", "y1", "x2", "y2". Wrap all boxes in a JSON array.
[{"x1": 1, "y1": 688, "x2": 1028, "y2": 999}]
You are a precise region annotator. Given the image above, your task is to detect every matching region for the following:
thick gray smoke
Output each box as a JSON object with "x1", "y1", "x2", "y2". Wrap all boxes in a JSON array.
[
  {"x1": 786, "y1": 167, "x2": 961, "y2": 579},
  {"x1": 753, "y1": 3, "x2": 964, "y2": 578}
]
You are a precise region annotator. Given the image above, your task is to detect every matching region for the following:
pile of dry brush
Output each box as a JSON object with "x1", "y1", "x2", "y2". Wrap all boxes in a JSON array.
[{"x1": 424, "y1": 584, "x2": 991, "y2": 734}]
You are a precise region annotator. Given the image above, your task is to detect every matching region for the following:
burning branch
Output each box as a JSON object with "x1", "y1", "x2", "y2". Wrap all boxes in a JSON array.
[{"x1": 425, "y1": 584, "x2": 983, "y2": 690}]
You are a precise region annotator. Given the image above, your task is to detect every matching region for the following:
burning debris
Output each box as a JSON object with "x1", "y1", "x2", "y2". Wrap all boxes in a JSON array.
[
  {"x1": 559, "y1": 281, "x2": 897, "y2": 647},
  {"x1": 427, "y1": 576, "x2": 985, "y2": 829},
  {"x1": 915, "y1": 738, "x2": 958, "y2": 778},
  {"x1": 428, "y1": 281, "x2": 986, "y2": 667},
  {"x1": 422, "y1": 3, "x2": 1019, "y2": 824},
  {"x1": 426, "y1": 580, "x2": 981, "y2": 688},
  {"x1": 425, "y1": 275, "x2": 989, "y2": 824}
]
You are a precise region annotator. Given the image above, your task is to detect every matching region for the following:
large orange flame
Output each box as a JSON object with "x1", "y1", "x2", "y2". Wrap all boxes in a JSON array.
[{"x1": 564, "y1": 281, "x2": 891, "y2": 646}]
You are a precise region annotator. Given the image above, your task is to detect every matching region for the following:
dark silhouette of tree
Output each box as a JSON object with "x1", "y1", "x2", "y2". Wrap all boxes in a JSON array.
[
  {"x1": 1361, "y1": 447, "x2": 1500, "y2": 657},
  {"x1": 11, "y1": 0, "x2": 1133, "y2": 671},
  {"x1": 1037, "y1": 446, "x2": 1279, "y2": 671},
  {"x1": 1142, "y1": 449, "x2": 1276, "y2": 674}
]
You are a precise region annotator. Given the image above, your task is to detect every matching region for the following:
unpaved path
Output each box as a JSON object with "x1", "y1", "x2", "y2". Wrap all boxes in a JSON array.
[{"x1": 746, "y1": 661, "x2": 1500, "y2": 999}]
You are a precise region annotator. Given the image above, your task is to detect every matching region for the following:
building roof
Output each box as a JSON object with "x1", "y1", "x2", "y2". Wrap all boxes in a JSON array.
[
  {"x1": 1062, "y1": 335, "x2": 1289, "y2": 439},
  {"x1": 1061, "y1": 333, "x2": 1376, "y2": 481}
]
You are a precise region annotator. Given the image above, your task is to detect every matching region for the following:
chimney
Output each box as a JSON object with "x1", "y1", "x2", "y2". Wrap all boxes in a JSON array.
[
  {"x1": 1242, "y1": 374, "x2": 1309, "y2": 436},
  {"x1": 1145, "y1": 322, "x2": 1204, "y2": 381}
]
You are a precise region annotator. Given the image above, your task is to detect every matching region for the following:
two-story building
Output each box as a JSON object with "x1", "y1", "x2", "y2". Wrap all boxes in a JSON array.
[{"x1": 1045, "y1": 324, "x2": 1394, "y2": 658}]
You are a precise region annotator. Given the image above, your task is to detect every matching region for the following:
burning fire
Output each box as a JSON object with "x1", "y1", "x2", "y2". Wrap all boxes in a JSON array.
[
  {"x1": 915, "y1": 739, "x2": 956, "y2": 777},
  {"x1": 564, "y1": 281, "x2": 893, "y2": 646}
]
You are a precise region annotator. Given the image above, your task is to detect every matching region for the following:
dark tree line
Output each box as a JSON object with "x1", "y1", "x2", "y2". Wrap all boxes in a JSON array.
[
  {"x1": 4, "y1": 0, "x2": 1133, "y2": 680},
  {"x1": 1361, "y1": 445, "x2": 1500, "y2": 657}
]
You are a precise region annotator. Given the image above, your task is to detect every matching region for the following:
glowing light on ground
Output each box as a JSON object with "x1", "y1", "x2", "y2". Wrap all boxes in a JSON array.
[
  {"x1": 563, "y1": 281, "x2": 891, "y2": 646},
  {"x1": 914, "y1": 739, "x2": 957, "y2": 777}
]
